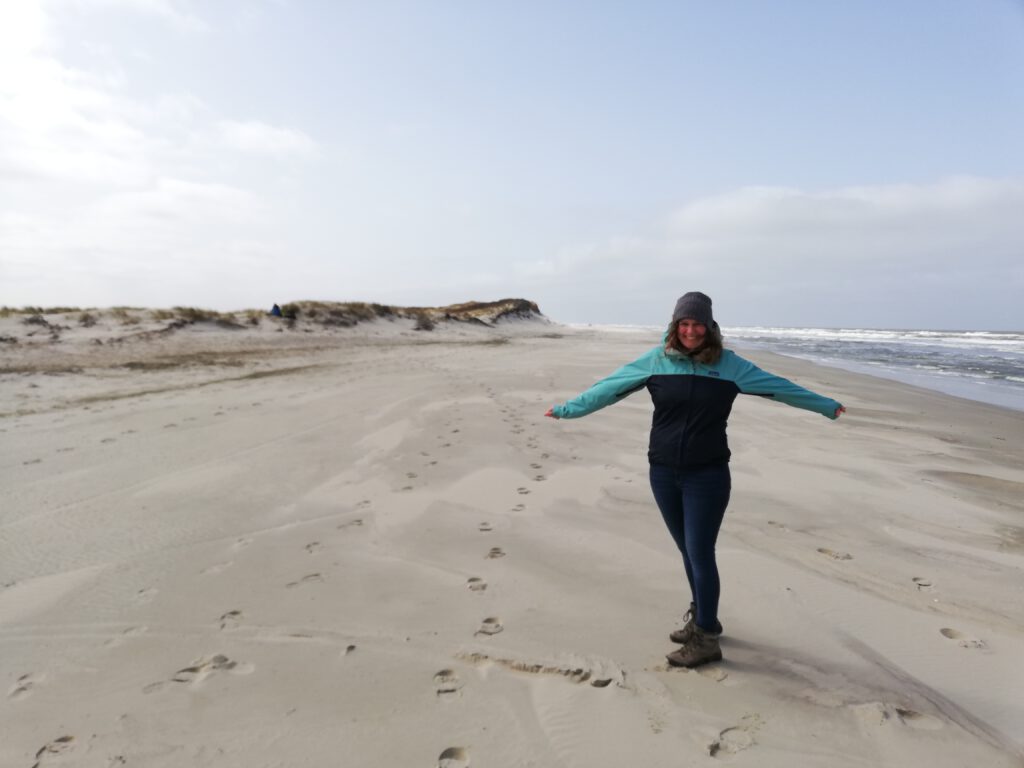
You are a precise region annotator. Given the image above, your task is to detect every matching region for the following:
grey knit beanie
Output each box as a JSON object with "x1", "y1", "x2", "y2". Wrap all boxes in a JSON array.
[{"x1": 672, "y1": 292, "x2": 715, "y2": 326}]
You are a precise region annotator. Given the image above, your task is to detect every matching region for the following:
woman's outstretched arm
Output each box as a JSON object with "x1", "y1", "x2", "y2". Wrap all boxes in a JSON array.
[
  {"x1": 728, "y1": 353, "x2": 844, "y2": 419},
  {"x1": 546, "y1": 347, "x2": 658, "y2": 420}
]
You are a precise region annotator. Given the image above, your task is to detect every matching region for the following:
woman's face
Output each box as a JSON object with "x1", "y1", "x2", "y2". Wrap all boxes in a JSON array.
[{"x1": 676, "y1": 318, "x2": 707, "y2": 350}]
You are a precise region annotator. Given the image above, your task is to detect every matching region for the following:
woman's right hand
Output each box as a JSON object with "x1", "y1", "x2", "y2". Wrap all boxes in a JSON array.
[{"x1": 545, "y1": 407, "x2": 559, "y2": 419}]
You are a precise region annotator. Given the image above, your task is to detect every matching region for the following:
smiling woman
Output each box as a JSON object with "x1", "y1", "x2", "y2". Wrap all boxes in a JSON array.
[
  {"x1": 545, "y1": 291, "x2": 844, "y2": 668},
  {"x1": 675, "y1": 319, "x2": 705, "y2": 348},
  {"x1": 664, "y1": 301, "x2": 724, "y2": 364}
]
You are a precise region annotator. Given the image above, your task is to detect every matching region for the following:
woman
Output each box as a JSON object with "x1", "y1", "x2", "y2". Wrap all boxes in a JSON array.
[{"x1": 544, "y1": 292, "x2": 844, "y2": 668}]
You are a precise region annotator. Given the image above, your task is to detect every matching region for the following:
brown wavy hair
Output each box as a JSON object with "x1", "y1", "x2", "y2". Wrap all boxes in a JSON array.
[{"x1": 664, "y1": 320, "x2": 724, "y2": 365}]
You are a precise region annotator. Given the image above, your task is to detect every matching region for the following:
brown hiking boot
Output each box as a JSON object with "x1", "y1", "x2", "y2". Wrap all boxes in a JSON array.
[
  {"x1": 666, "y1": 625, "x2": 722, "y2": 668},
  {"x1": 669, "y1": 603, "x2": 722, "y2": 644}
]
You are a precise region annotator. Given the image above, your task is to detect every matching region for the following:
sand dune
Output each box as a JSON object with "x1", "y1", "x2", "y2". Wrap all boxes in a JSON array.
[{"x1": 2, "y1": 315, "x2": 1022, "y2": 766}]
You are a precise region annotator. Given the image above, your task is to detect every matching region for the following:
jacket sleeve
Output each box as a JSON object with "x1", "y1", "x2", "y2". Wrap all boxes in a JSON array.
[
  {"x1": 732, "y1": 354, "x2": 842, "y2": 419},
  {"x1": 553, "y1": 347, "x2": 656, "y2": 419}
]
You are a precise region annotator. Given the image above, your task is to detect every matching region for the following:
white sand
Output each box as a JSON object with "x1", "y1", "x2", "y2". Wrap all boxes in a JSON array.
[{"x1": 2, "y1": 314, "x2": 1023, "y2": 766}]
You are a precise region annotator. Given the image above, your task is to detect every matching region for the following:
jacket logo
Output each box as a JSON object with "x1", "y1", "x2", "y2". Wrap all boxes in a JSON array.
[{"x1": 708, "y1": 370, "x2": 720, "y2": 377}]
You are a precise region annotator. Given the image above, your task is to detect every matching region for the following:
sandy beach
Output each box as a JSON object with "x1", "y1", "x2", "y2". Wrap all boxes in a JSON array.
[{"x1": 2, "y1": 311, "x2": 1023, "y2": 767}]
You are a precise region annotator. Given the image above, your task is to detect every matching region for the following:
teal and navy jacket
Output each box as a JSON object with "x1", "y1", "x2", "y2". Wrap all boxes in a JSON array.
[{"x1": 552, "y1": 345, "x2": 842, "y2": 470}]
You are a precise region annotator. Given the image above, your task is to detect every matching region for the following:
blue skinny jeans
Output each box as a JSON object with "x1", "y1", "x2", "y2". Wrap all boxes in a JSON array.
[{"x1": 649, "y1": 462, "x2": 731, "y2": 633}]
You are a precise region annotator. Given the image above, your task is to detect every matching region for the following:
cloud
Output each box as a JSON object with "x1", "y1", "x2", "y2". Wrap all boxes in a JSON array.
[
  {"x1": 518, "y1": 177, "x2": 1024, "y2": 276},
  {"x1": 58, "y1": 0, "x2": 209, "y2": 33},
  {"x1": 666, "y1": 177, "x2": 1024, "y2": 269},
  {"x1": 3, "y1": 178, "x2": 263, "y2": 266},
  {"x1": 1, "y1": 175, "x2": 284, "y2": 311},
  {"x1": 0, "y1": 1, "x2": 314, "y2": 187},
  {"x1": 0, "y1": 0, "x2": 323, "y2": 309},
  {"x1": 218, "y1": 120, "x2": 317, "y2": 155},
  {"x1": 0, "y1": 2, "x2": 171, "y2": 187},
  {"x1": 0, "y1": 4, "x2": 50, "y2": 61},
  {"x1": 507, "y1": 177, "x2": 1024, "y2": 328}
]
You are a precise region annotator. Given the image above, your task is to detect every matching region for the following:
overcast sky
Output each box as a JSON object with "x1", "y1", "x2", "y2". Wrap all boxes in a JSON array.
[{"x1": 2, "y1": 1, "x2": 1023, "y2": 329}]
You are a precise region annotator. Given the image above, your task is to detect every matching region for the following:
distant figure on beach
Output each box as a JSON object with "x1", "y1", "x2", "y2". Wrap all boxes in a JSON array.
[
  {"x1": 545, "y1": 292, "x2": 845, "y2": 668},
  {"x1": 270, "y1": 304, "x2": 282, "y2": 317}
]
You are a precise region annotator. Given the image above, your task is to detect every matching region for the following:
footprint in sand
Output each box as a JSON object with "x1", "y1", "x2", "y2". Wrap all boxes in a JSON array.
[
  {"x1": 467, "y1": 577, "x2": 487, "y2": 592},
  {"x1": 304, "y1": 541, "x2": 323, "y2": 554},
  {"x1": 458, "y1": 653, "x2": 623, "y2": 686},
  {"x1": 511, "y1": 503, "x2": 525, "y2": 512},
  {"x1": 517, "y1": 487, "x2": 530, "y2": 495},
  {"x1": 433, "y1": 669, "x2": 463, "y2": 696},
  {"x1": 56, "y1": 447, "x2": 74, "y2": 453},
  {"x1": 406, "y1": 472, "x2": 418, "y2": 479},
  {"x1": 939, "y1": 628, "x2": 985, "y2": 648},
  {"x1": 286, "y1": 573, "x2": 324, "y2": 588},
  {"x1": 912, "y1": 577, "x2": 933, "y2": 590},
  {"x1": 486, "y1": 547, "x2": 506, "y2": 559},
  {"x1": 163, "y1": 423, "x2": 177, "y2": 428},
  {"x1": 476, "y1": 617, "x2": 503, "y2": 636},
  {"x1": 232, "y1": 537, "x2": 253, "y2": 550},
  {"x1": 101, "y1": 437, "x2": 116, "y2": 444},
  {"x1": 541, "y1": 453, "x2": 550, "y2": 459},
  {"x1": 219, "y1": 610, "x2": 243, "y2": 630},
  {"x1": 698, "y1": 666, "x2": 729, "y2": 683},
  {"x1": 171, "y1": 654, "x2": 253, "y2": 685},
  {"x1": 709, "y1": 714, "x2": 762, "y2": 758},
  {"x1": 134, "y1": 587, "x2": 158, "y2": 604},
  {"x1": 338, "y1": 518, "x2": 364, "y2": 529},
  {"x1": 23, "y1": 458, "x2": 42, "y2": 465},
  {"x1": 533, "y1": 474, "x2": 545, "y2": 481},
  {"x1": 8, "y1": 673, "x2": 37, "y2": 700},
  {"x1": 356, "y1": 500, "x2": 372, "y2": 509},
  {"x1": 478, "y1": 522, "x2": 493, "y2": 532},
  {"x1": 817, "y1": 547, "x2": 853, "y2": 560},
  {"x1": 438, "y1": 747, "x2": 470, "y2": 768},
  {"x1": 530, "y1": 463, "x2": 542, "y2": 469},
  {"x1": 767, "y1": 520, "x2": 788, "y2": 531},
  {"x1": 34, "y1": 735, "x2": 75, "y2": 761},
  {"x1": 710, "y1": 727, "x2": 754, "y2": 757}
]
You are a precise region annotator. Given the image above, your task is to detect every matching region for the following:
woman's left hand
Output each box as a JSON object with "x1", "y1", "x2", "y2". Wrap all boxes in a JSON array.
[{"x1": 834, "y1": 405, "x2": 846, "y2": 418}]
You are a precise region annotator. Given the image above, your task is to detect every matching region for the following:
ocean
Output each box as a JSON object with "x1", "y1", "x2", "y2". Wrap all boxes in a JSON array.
[{"x1": 574, "y1": 324, "x2": 1024, "y2": 412}]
